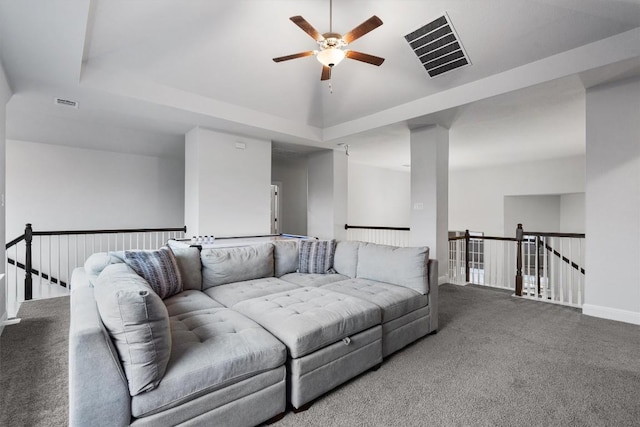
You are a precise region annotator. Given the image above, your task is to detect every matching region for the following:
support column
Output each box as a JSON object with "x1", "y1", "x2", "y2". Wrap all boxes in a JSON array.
[
  {"x1": 184, "y1": 127, "x2": 272, "y2": 237},
  {"x1": 410, "y1": 125, "x2": 449, "y2": 284},
  {"x1": 584, "y1": 76, "x2": 640, "y2": 325},
  {"x1": 307, "y1": 150, "x2": 348, "y2": 240}
]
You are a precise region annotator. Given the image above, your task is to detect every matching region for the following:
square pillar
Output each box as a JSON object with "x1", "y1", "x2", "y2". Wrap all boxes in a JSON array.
[
  {"x1": 410, "y1": 125, "x2": 449, "y2": 283},
  {"x1": 307, "y1": 150, "x2": 348, "y2": 240}
]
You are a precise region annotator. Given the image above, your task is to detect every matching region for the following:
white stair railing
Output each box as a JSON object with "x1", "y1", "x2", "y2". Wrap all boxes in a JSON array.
[
  {"x1": 448, "y1": 226, "x2": 585, "y2": 308},
  {"x1": 345, "y1": 224, "x2": 411, "y2": 247},
  {"x1": 5, "y1": 224, "x2": 186, "y2": 318}
]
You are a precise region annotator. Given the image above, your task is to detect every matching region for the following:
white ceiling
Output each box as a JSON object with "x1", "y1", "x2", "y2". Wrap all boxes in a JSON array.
[{"x1": 1, "y1": 0, "x2": 639, "y2": 168}]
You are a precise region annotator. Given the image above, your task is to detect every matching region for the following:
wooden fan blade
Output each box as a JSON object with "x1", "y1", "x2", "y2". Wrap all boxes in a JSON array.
[
  {"x1": 343, "y1": 15, "x2": 383, "y2": 44},
  {"x1": 273, "y1": 51, "x2": 315, "y2": 62},
  {"x1": 345, "y1": 50, "x2": 385, "y2": 66},
  {"x1": 290, "y1": 16, "x2": 324, "y2": 41},
  {"x1": 321, "y1": 65, "x2": 331, "y2": 81}
]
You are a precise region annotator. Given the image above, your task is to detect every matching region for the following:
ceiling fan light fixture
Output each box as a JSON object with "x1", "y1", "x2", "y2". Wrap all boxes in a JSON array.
[{"x1": 316, "y1": 48, "x2": 345, "y2": 68}]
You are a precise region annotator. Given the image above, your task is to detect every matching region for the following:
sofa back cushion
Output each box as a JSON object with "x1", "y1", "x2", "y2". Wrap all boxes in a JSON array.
[
  {"x1": 333, "y1": 241, "x2": 360, "y2": 278},
  {"x1": 169, "y1": 246, "x2": 203, "y2": 291},
  {"x1": 94, "y1": 263, "x2": 172, "y2": 396},
  {"x1": 84, "y1": 252, "x2": 125, "y2": 277},
  {"x1": 201, "y1": 243, "x2": 274, "y2": 289},
  {"x1": 273, "y1": 240, "x2": 299, "y2": 277},
  {"x1": 356, "y1": 242, "x2": 430, "y2": 294}
]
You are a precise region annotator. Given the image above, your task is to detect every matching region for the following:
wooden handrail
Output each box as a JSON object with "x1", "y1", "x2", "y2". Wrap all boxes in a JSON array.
[
  {"x1": 6, "y1": 234, "x2": 25, "y2": 250},
  {"x1": 33, "y1": 226, "x2": 187, "y2": 237},
  {"x1": 345, "y1": 224, "x2": 410, "y2": 231}
]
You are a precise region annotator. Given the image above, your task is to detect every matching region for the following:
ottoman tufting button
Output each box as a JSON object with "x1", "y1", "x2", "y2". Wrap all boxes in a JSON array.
[{"x1": 342, "y1": 337, "x2": 351, "y2": 345}]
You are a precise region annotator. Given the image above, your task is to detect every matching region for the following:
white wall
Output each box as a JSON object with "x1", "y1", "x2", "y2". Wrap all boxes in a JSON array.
[
  {"x1": 0, "y1": 61, "x2": 11, "y2": 328},
  {"x1": 504, "y1": 195, "x2": 561, "y2": 235},
  {"x1": 307, "y1": 150, "x2": 348, "y2": 240},
  {"x1": 184, "y1": 128, "x2": 271, "y2": 237},
  {"x1": 449, "y1": 156, "x2": 585, "y2": 236},
  {"x1": 560, "y1": 193, "x2": 585, "y2": 233},
  {"x1": 348, "y1": 162, "x2": 411, "y2": 227},
  {"x1": 6, "y1": 140, "x2": 185, "y2": 240},
  {"x1": 584, "y1": 76, "x2": 640, "y2": 325},
  {"x1": 272, "y1": 156, "x2": 308, "y2": 236}
]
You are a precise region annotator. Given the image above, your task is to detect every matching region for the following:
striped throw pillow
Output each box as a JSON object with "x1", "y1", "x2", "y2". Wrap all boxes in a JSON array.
[
  {"x1": 124, "y1": 246, "x2": 182, "y2": 299},
  {"x1": 298, "y1": 240, "x2": 336, "y2": 274}
]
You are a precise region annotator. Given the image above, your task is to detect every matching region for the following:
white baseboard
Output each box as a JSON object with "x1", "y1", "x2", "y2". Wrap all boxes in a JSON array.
[
  {"x1": 582, "y1": 304, "x2": 640, "y2": 326},
  {"x1": 0, "y1": 310, "x2": 6, "y2": 336}
]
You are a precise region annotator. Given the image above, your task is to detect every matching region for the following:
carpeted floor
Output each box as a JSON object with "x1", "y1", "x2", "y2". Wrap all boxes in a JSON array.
[
  {"x1": 0, "y1": 295, "x2": 70, "y2": 427},
  {"x1": 2, "y1": 285, "x2": 639, "y2": 426}
]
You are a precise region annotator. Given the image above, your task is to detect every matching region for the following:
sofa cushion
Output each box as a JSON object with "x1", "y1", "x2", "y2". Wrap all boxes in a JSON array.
[
  {"x1": 130, "y1": 307, "x2": 286, "y2": 418},
  {"x1": 357, "y1": 243, "x2": 430, "y2": 295},
  {"x1": 204, "y1": 277, "x2": 301, "y2": 307},
  {"x1": 279, "y1": 272, "x2": 349, "y2": 287},
  {"x1": 298, "y1": 239, "x2": 336, "y2": 274},
  {"x1": 124, "y1": 247, "x2": 182, "y2": 299},
  {"x1": 233, "y1": 287, "x2": 381, "y2": 358},
  {"x1": 163, "y1": 290, "x2": 223, "y2": 316},
  {"x1": 170, "y1": 246, "x2": 202, "y2": 291},
  {"x1": 333, "y1": 241, "x2": 360, "y2": 278},
  {"x1": 84, "y1": 252, "x2": 124, "y2": 277},
  {"x1": 273, "y1": 240, "x2": 299, "y2": 277},
  {"x1": 94, "y1": 263, "x2": 171, "y2": 396},
  {"x1": 322, "y1": 278, "x2": 428, "y2": 323},
  {"x1": 201, "y1": 243, "x2": 274, "y2": 289}
]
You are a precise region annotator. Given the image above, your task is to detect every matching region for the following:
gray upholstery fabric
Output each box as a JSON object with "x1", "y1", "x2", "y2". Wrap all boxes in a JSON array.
[
  {"x1": 131, "y1": 307, "x2": 286, "y2": 418},
  {"x1": 163, "y1": 290, "x2": 223, "y2": 316},
  {"x1": 84, "y1": 252, "x2": 124, "y2": 276},
  {"x1": 69, "y1": 286, "x2": 132, "y2": 427},
  {"x1": 382, "y1": 305, "x2": 431, "y2": 357},
  {"x1": 201, "y1": 243, "x2": 274, "y2": 288},
  {"x1": 357, "y1": 242, "x2": 430, "y2": 294},
  {"x1": 94, "y1": 263, "x2": 172, "y2": 396},
  {"x1": 279, "y1": 272, "x2": 349, "y2": 287},
  {"x1": 273, "y1": 240, "x2": 299, "y2": 277},
  {"x1": 333, "y1": 241, "x2": 360, "y2": 278},
  {"x1": 428, "y1": 259, "x2": 439, "y2": 331},
  {"x1": 288, "y1": 326, "x2": 382, "y2": 408},
  {"x1": 233, "y1": 287, "x2": 381, "y2": 358},
  {"x1": 170, "y1": 246, "x2": 203, "y2": 291},
  {"x1": 322, "y1": 278, "x2": 428, "y2": 323},
  {"x1": 203, "y1": 277, "x2": 300, "y2": 308},
  {"x1": 70, "y1": 267, "x2": 91, "y2": 290},
  {"x1": 131, "y1": 368, "x2": 286, "y2": 427}
]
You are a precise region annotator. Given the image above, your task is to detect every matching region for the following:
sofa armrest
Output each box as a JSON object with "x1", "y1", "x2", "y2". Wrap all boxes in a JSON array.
[
  {"x1": 69, "y1": 287, "x2": 131, "y2": 427},
  {"x1": 427, "y1": 259, "x2": 438, "y2": 332}
]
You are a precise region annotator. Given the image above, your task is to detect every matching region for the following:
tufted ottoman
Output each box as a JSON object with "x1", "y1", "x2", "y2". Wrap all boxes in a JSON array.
[{"x1": 233, "y1": 287, "x2": 383, "y2": 409}]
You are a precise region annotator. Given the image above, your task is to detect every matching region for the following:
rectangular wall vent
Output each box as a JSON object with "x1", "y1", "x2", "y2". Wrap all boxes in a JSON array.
[
  {"x1": 54, "y1": 98, "x2": 79, "y2": 109},
  {"x1": 405, "y1": 13, "x2": 471, "y2": 78}
]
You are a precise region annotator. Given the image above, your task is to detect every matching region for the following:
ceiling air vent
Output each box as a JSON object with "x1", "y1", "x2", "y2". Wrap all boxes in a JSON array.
[
  {"x1": 54, "y1": 98, "x2": 79, "y2": 109},
  {"x1": 405, "y1": 13, "x2": 470, "y2": 78}
]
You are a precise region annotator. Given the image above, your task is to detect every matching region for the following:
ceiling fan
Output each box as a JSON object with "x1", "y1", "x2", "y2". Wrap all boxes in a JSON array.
[{"x1": 272, "y1": 0, "x2": 384, "y2": 81}]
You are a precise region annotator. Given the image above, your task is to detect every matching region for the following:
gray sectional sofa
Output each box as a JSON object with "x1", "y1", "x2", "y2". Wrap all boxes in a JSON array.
[{"x1": 69, "y1": 240, "x2": 438, "y2": 427}]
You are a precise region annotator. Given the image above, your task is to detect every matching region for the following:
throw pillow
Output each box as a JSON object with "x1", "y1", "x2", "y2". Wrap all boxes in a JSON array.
[
  {"x1": 298, "y1": 239, "x2": 336, "y2": 274},
  {"x1": 124, "y1": 246, "x2": 182, "y2": 299},
  {"x1": 94, "y1": 263, "x2": 172, "y2": 396}
]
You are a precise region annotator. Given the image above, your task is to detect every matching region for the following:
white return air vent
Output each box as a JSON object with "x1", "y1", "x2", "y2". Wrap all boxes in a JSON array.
[
  {"x1": 54, "y1": 97, "x2": 79, "y2": 109},
  {"x1": 405, "y1": 13, "x2": 471, "y2": 78}
]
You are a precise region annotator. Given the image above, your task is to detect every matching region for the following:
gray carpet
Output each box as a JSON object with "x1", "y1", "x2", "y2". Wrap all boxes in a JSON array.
[
  {"x1": 0, "y1": 295, "x2": 70, "y2": 427},
  {"x1": 2, "y1": 285, "x2": 639, "y2": 426}
]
